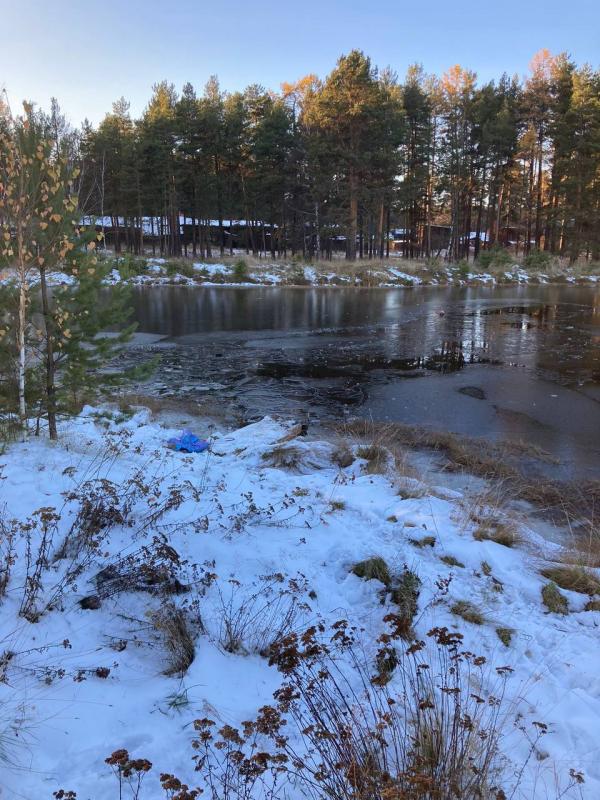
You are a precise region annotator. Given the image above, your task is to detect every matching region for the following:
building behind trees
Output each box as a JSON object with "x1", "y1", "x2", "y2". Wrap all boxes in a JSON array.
[{"x1": 72, "y1": 49, "x2": 600, "y2": 263}]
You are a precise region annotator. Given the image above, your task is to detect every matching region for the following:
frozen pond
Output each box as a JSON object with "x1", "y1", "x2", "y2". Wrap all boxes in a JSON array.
[{"x1": 123, "y1": 284, "x2": 600, "y2": 479}]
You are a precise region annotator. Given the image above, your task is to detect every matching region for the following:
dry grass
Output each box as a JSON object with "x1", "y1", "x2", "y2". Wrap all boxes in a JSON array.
[
  {"x1": 262, "y1": 445, "x2": 304, "y2": 471},
  {"x1": 339, "y1": 420, "x2": 519, "y2": 482},
  {"x1": 498, "y1": 438, "x2": 559, "y2": 464},
  {"x1": 151, "y1": 603, "x2": 196, "y2": 676},
  {"x1": 389, "y1": 569, "x2": 421, "y2": 640},
  {"x1": 340, "y1": 420, "x2": 562, "y2": 483},
  {"x1": 262, "y1": 443, "x2": 331, "y2": 473},
  {"x1": 211, "y1": 574, "x2": 308, "y2": 657},
  {"x1": 450, "y1": 600, "x2": 485, "y2": 625},
  {"x1": 393, "y1": 449, "x2": 419, "y2": 480},
  {"x1": 351, "y1": 557, "x2": 392, "y2": 587},
  {"x1": 584, "y1": 599, "x2": 600, "y2": 612},
  {"x1": 541, "y1": 582, "x2": 569, "y2": 615},
  {"x1": 332, "y1": 444, "x2": 355, "y2": 468},
  {"x1": 440, "y1": 555, "x2": 465, "y2": 568},
  {"x1": 516, "y1": 478, "x2": 600, "y2": 529},
  {"x1": 473, "y1": 520, "x2": 520, "y2": 548},
  {"x1": 495, "y1": 627, "x2": 514, "y2": 647},
  {"x1": 129, "y1": 251, "x2": 589, "y2": 286},
  {"x1": 409, "y1": 535, "x2": 436, "y2": 548},
  {"x1": 540, "y1": 565, "x2": 600, "y2": 596},
  {"x1": 338, "y1": 422, "x2": 600, "y2": 543},
  {"x1": 334, "y1": 422, "x2": 420, "y2": 481},
  {"x1": 237, "y1": 255, "x2": 427, "y2": 284},
  {"x1": 356, "y1": 444, "x2": 390, "y2": 474},
  {"x1": 458, "y1": 483, "x2": 513, "y2": 534},
  {"x1": 397, "y1": 479, "x2": 429, "y2": 500},
  {"x1": 557, "y1": 522, "x2": 600, "y2": 570},
  {"x1": 561, "y1": 543, "x2": 600, "y2": 570},
  {"x1": 113, "y1": 392, "x2": 228, "y2": 423}
]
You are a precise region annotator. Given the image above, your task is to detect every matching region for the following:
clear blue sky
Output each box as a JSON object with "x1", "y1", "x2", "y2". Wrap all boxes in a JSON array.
[{"x1": 0, "y1": 0, "x2": 598, "y2": 126}]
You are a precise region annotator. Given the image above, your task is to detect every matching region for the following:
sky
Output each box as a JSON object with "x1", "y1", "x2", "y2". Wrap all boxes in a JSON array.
[{"x1": 0, "y1": 0, "x2": 598, "y2": 126}]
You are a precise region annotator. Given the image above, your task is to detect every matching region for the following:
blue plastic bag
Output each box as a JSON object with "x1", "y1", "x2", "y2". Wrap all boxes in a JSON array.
[{"x1": 167, "y1": 430, "x2": 209, "y2": 453}]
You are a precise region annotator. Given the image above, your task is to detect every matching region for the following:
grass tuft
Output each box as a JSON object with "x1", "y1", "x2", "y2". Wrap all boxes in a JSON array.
[
  {"x1": 356, "y1": 444, "x2": 389, "y2": 474},
  {"x1": 389, "y1": 569, "x2": 421, "y2": 640},
  {"x1": 540, "y1": 565, "x2": 600, "y2": 596},
  {"x1": 374, "y1": 646, "x2": 399, "y2": 684},
  {"x1": 473, "y1": 521, "x2": 520, "y2": 548},
  {"x1": 262, "y1": 445, "x2": 304, "y2": 470},
  {"x1": 450, "y1": 600, "x2": 485, "y2": 625},
  {"x1": 332, "y1": 445, "x2": 355, "y2": 468},
  {"x1": 495, "y1": 627, "x2": 514, "y2": 647},
  {"x1": 441, "y1": 555, "x2": 465, "y2": 568},
  {"x1": 351, "y1": 557, "x2": 392, "y2": 588},
  {"x1": 151, "y1": 603, "x2": 196, "y2": 676},
  {"x1": 541, "y1": 582, "x2": 569, "y2": 615},
  {"x1": 409, "y1": 535, "x2": 436, "y2": 548}
]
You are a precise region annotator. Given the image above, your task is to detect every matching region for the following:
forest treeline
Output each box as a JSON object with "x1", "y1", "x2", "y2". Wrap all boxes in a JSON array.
[{"x1": 45, "y1": 49, "x2": 600, "y2": 261}]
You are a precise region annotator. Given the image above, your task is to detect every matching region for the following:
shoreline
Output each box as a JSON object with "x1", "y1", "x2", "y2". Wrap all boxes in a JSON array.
[{"x1": 4, "y1": 256, "x2": 600, "y2": 291}]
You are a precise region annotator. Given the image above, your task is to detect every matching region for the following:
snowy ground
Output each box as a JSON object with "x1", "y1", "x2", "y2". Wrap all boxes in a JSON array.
[{"x1": 0, "y1": 408, "x2": 599, "y2": 798}]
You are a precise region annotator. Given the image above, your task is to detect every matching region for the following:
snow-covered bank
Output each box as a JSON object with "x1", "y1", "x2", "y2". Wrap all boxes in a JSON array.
[
  {"x1": 100, "y1": 259, "x2": 600, "y2": 289},
  {"x1": 0, "y1": 408, "x2": 599, "y2": 798},
  {"x1": 3, "y1": 256, "x2": 600, "y2": 291}
]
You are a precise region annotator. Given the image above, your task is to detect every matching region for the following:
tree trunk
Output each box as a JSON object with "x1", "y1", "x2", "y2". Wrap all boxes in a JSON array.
[
  {"x1": 39, "y1": 267, "x2": 57, "y2": 440},
  {"x1": 314, "y1": 202, "x2": 321, "y2": 259},
  {"x1": 377, "y1": 201, "x2": 385, "y2": 258},
  {"x1": 205, "y1": 219, "x2": 212, "y2": 258},
  {"x1": 474, "y1": 164, "x2": 487, "y2": 260},
  {"x1": 347, "y1": 173, "x2": 358, "y2": 260},
  {"x1": 136, "y1": 164, "x2": 144, "y2": 256},
  {"x1": 534, "y1": 129, "x2": 544, "y2": 249},
  {"x1": 17, "y1": 275, "x2": 27, "y2": 429},
  {"x1": 386, "y1": 207, "x2": 391, "y2": 258}
]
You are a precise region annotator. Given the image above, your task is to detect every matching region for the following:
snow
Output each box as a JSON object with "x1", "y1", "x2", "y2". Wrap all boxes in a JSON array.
[
  {"x1": 0, "y1": 407, "x2": 599, "y2": 798},
  {"x1": 469, "y1": 231, "x2": 491, "y2": 241},
  {"x1": 303, "y1": 266, "x2": 317, "y2": 283},
  {"x1": 504, "y1": 266, "x2": 530, "y2": 283},
  {"x1": 0, "y1": 270, "x2": 77, "y2": 288},
  {"x1": 387, "y1": 268, "x2": 423, "y2": 284},
  {"x1": 192, "y1": 262, "x2": 227, "y2": 276}
]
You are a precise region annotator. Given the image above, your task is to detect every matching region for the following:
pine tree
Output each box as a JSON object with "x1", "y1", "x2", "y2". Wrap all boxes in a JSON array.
[
  {"x1": 51, "y1": 258, "x2": 151, "y2": 410},
  {"x1": 400, "y1": 65, "x2": 432, "y2": 258},
  {"x1": 562, "y1": 65, "x2": 600, "y2": 261},
  {"x1": 439, "y1": 65, "x2": 477, "y2": 260},
  {"x1": 302, "y1": 50, "x2": 403, "y2": 260},
  {"x1": 140, "y1": 82, "x2": 179, "y2": 256}
]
